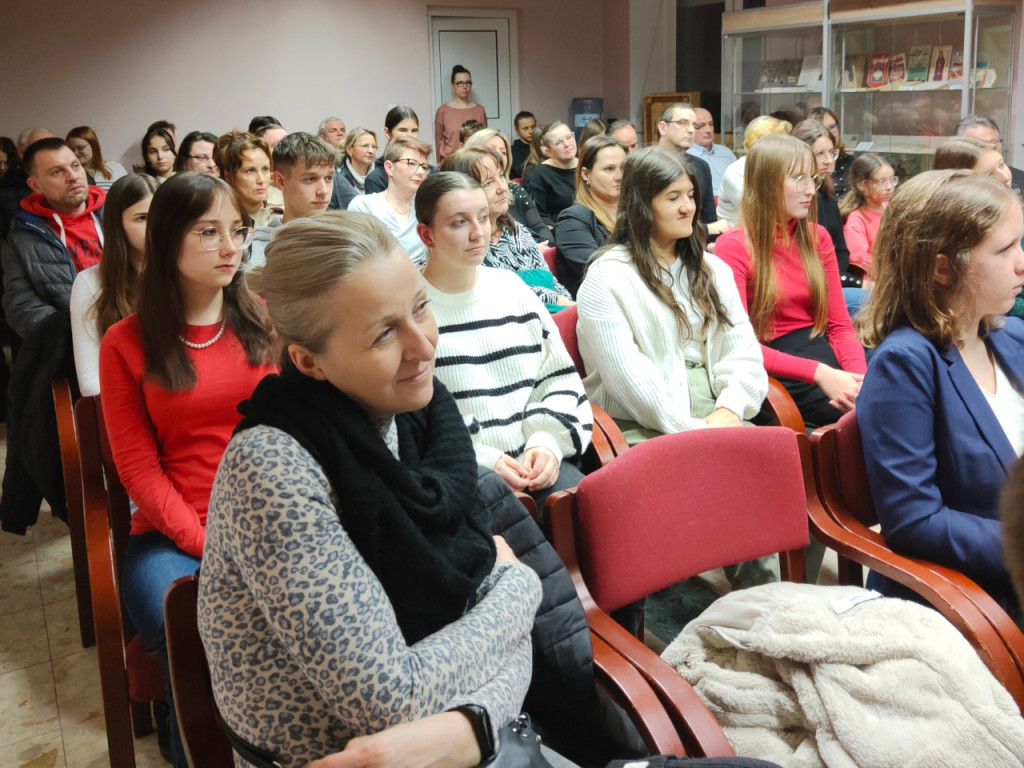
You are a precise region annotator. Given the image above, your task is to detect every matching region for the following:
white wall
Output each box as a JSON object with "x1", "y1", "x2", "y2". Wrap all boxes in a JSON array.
[
  {"x1": 628, "y1": 0, "x2": 678, "y2": 128},
  {"x1": 0, "y1": 0, "x2": 632, "y2": 167}
]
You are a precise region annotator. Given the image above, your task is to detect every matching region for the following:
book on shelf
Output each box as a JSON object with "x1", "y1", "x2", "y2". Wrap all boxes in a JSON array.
[
  {"x1": 928, "y1": 45, "x2": 952, "y2": 83},
  {"x1": 907, "y1": 45, "x2": 931, "y2": 82},
  {"x1": 890, "y1": 53, "x2": 907, "y2": 84},
  {"x1": 867, "y1": 52, "x2": 890, "y2": 88},
  {"x1": 797, "y1": 55, "x2": 823, "y2": 88},
  {"x1": 842, "y1": 55, "x2": 865, "y2": 89},
  {"x1": 947, "y1": 49, "x2": 964, "y2": 82}
]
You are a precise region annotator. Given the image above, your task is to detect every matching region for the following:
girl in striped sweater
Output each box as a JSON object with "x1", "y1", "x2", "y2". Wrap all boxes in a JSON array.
[{"x1": 417, "y1": 172, "x2": 593, "y2": 510}]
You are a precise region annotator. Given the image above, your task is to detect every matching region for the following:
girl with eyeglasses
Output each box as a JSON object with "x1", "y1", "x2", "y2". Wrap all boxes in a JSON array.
[
  {"x1": 435, "y1": 64, "x2": 487, "y2": 165},
  {"x1": 807, "y1": 106, "x2": 853, "y2": 197},
  {"x1": 99, "y1": 172, "x2": 277, "y2": 768},
  {"x1": 525, "y1": 122, "x2": 580, "y2": 229},
  {"x1": 717, "y1": 133, "x2": 866, "y2": 429},
  {"x1": 840, "y1": 153, "x2": 896, "y2": 279},
  {"x1": 793, "y1": 120, "x2": 864, "y2": 309}
]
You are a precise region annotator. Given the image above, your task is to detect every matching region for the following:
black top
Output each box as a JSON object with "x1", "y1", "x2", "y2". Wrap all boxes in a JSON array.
[
  {"x1": 508, "y1": 182, "x2": 550, "y2": 244},
  {"x1": 686, "y1": 153, "x2": 718, "y2": 227},
  {"x1": 511, "y1": 139, "x2": 531, "y2": 180},
  {"x1": 832, "y1": 153, "x2": 854, "y2": 199},
  {"x1": 524, "y1": 164, "x2": 577, "y2": 228},
  {"x1": 554, "y1": 203, "x2": 610, "y2": 298},
  {"x1": 816, "y1": 190, "x2": 851, "y2": 276}
]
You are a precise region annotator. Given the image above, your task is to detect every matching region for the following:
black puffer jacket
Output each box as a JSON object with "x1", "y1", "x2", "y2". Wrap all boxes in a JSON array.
[
  {"x1": 479, "y1": 468, "x2": 646, "y2": 767},
  {"x1": 2, "y1": 210, "x2": 79, "y2": 338}
]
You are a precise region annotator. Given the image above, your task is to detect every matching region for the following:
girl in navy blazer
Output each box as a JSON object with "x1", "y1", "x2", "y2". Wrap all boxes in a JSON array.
[{"x1": 857, "y1": 170, "x2": 1024, "y2": 615}]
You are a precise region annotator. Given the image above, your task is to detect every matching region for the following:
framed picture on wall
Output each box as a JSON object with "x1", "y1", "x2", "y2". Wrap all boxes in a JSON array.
[{"x1": 642, "y1": 92, "x2": 702, "y2": 146}]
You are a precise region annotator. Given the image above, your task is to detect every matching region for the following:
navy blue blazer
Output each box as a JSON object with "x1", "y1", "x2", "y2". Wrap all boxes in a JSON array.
[{"x1": 858, "y1": 320, "x2": 1024, "y2": 612}]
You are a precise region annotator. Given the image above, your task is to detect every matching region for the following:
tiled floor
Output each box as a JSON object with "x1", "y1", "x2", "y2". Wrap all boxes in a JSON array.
[{"x1": 0, "y1": 427, "x2": 164, "y2": 768}]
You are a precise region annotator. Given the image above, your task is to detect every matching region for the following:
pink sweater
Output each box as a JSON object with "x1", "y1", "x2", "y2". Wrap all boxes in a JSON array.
[
  {"x1": 99, "y1": 315, "x2": 277, "y2": 556},
  {"x1": 844, "y1": 207, "x2": 884, "y2": 274},
  {"x1": 434, "y1": 102, "x2": 487, "y2": 164},
  {"x1": 716, "y1": 223, "x2": 867, "y2": 383}
]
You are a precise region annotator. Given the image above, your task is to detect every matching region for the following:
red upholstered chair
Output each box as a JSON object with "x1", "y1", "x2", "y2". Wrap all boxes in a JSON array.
[
  {"x1": 163, "y1": 561, "x2": 687, "y2": 763},
  {"x1": 164, "y1": 576, "x2": 234, "y2": 768},
  {"x1": 76, "y1": 395, "x2": 167, "y2": 768},
  {"x1": 542, "y1": 245, "x2": 558, "y2": 279},
  {"x1": 52, "y1": 373, "x2": 94, "y2": 648},
  {"x1": 547, "y1": 426, "x2": 810, "y2": 756},
  {"x1": 551, "y1": 304, "x2": 630, "y2": 469},
  {"x1": 810, "y1": 410, "x2": 1024, "y2": 711}
]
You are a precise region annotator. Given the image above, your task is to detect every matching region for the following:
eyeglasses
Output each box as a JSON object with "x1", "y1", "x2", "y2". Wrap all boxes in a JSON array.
[
  {"x1": 664, "y1": 119, "x2": 695, "y2": 130},
  {"x1": 787, "y1": 174, "x2": 824, "y2": 191},
  {"x1": 813, "y1": 149, "x2": 840, "y2": 162},
  {"x1": 190, "y1": 226, "x2": 254, "y2": 251},
  {"x1": 823, "y1": 122, "x2": 839, "y2": 131},
  {"x1": 549, "y1": 134, "x2": 575, "y2": 149},
  {"x1": 454, "y1": 80, "x2": 473, "y2": 88},
  {"x1": 694, "y1": 121, "x2": 714, "y2": 130},
  {"x1": 189, "y1": 154, "x2": 214, "y2": 163},
  {"x1": 868, "y1": 176, "x2": 899, "y2": 189},
  {"x1": 395, "y1": 158, "x2": 431, "y2": 173}
]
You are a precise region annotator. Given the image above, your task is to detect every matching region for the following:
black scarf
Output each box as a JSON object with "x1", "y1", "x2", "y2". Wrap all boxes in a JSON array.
[{"x1": 235, "y1": 365, "x2": 496, "y2": 644}]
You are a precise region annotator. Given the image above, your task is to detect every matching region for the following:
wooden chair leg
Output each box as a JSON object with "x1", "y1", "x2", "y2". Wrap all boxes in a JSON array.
[{"x1": 67, "y1": 510, "x2": 95, "y2": 647}]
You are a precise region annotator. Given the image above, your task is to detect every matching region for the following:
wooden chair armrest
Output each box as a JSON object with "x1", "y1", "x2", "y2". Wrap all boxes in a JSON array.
[
  {"x1": 547, "y1": 490, "x2": 732, "y2": 758},
  {"x1": 764, "y1": 377, "x2": 805, "y2": 433},
  {"x1": 590, "y1": 632, "x2": 685, "y2": 755},
  {"x1": 587, "y1": 608, "x2": 733, "y2": 757},
  {"x1": 806, "y1": 490, "x2": 1024, "y2": 711},
  {"x1": 586, "y1": 404, "x2": 629, "y2": 471}
]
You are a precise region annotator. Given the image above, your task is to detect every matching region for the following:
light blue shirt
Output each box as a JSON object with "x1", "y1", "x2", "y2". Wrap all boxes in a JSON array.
[{"x1": 687, "y1": 143, "x2": 737, "y2": 196}]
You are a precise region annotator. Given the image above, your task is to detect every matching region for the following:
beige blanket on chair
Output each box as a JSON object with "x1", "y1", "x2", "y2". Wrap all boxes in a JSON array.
[{"x1": 661, "y1": 583, "x2": 1024, "y2": 768}]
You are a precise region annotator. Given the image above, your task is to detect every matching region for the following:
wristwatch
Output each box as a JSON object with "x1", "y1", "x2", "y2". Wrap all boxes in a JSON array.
[{"x1": 452, "y1": 704, "x2": 495, "y2": 761}]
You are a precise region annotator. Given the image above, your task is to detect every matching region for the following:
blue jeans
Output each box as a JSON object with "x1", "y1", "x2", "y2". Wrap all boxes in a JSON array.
[{"x1": 123, "y1": 530, "x2": 200, "y2": 768}]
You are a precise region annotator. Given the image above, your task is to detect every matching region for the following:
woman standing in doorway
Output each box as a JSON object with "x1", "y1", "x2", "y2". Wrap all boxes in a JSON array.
[{"x1": 435, "y1": 65, "x2": 487, "y2": 165}]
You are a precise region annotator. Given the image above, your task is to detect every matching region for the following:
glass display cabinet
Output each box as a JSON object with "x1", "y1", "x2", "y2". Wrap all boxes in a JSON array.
[
  {"x1": 721, "y1": 2, "x2": 829, "y2": 153},
  {"x1": 829, "y1": 0, "x2": 1016, "y2": 177},
  {"x1": 721, "y1": 0, "x2": 1017, "y2": 178}
]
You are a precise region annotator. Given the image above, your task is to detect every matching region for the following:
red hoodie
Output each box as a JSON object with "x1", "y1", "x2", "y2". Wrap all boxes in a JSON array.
[{"x1": 21, "y1": 186, "x2": 106, "y2": 273}]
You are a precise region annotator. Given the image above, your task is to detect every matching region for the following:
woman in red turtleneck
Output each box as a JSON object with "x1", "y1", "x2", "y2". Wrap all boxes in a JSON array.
[{"x1": 716, "y1": 133, "x2": 866, "y2": 429}]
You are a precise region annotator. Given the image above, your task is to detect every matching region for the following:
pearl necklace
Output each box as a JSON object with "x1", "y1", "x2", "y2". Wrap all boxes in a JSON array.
[{"x1": 178, "y1": 319, "x2": 226, "y2": 350}]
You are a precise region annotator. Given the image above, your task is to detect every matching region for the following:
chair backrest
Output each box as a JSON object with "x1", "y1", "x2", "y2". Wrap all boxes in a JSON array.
[
  {"x1": 165, "y1": 575, "x2": 234, "y2": 768},
  {"x1": 552, "y1": 304, "x2": 585, "y2": 375},
  {"x1": 542, "y1": 245, "x2": 558, "y2": 277},
  {"x1": 572, "y1": 427, "x2": 809, "y2": 613},
  {"x1": 828, "y1": 410, "x2": 877, "y2": 527},
  {"x1": 76, "y1": 394, "x2": 166, "y2": 768}
]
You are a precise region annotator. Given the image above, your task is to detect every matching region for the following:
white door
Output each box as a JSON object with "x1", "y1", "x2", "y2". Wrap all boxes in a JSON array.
[{"x1": 429, "y1": 10, "x2": 518, "y2": 142}]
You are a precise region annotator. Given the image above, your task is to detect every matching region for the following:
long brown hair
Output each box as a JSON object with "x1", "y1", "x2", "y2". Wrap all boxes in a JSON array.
[
  {"x1": 857, "y1": 170, "x2": 1019, "y2": 349},
  {"x1": 792, "y1": 120, "x2": 836, "y2": 197},
  {"x1": 741, "y1": 133, "x2": 827, "y2": 340},
  {"x1": 838, "y1": 153, "x2": 889, "y2": 220},
  {"x1": 137, "y1": 173, "x2": 274, "y2": 390},
  {"x1": 576, "y1": 135, "x2": 626, "y2": 231},
  {"x1": 597, "y1": 146, "x2": 730, "y2": 338},
  {"x1": 93, "y1": 174, "x2": 160, "y2": 336}
]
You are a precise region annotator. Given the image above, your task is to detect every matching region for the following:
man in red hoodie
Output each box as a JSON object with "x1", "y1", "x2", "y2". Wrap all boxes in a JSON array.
[{"x1": 1, "y1": 137, "x2": 105, "y2": 339}]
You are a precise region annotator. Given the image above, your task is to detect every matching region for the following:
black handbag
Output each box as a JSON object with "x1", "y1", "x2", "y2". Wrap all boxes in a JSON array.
[{"x1": 485, "y1": 714, "x2": 554, "y2": 768}]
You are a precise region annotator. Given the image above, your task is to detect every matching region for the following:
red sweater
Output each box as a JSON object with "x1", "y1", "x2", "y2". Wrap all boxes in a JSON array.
[
  {"x1": 98, "y1": 315, "x2": 277, "y2": 557},
  {"x1": 716, "y1": 223, "x2": 867, "y2": 383}
]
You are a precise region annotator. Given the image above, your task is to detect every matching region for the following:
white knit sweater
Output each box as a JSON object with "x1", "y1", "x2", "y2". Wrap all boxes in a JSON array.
[
  {"x1": 576, "y1": 245, "x2": 767, "y2": 433},
  {"x1": 425, "y1": 267, "x2": 593, "y2": 469}
]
